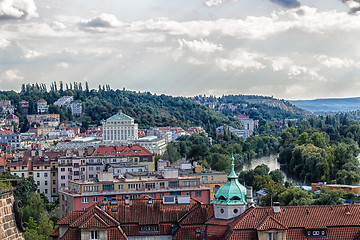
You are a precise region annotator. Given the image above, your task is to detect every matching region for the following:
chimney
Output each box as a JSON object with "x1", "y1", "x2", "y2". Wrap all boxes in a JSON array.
[
  {"x1": 100, "y1": 201, "x2": 106, "y2": 212},
  {"x1": 345, "y1": 205, "x2": 351, "y2": 215},
  {"x1": 273, "y1": 202, "x2": 280, "y2": 214},
  {"x1": 125, "y1": 196, "x2": 129, "y2": 205},
  {"x1": 246, "y1": 186, "x2": 254, "y2": 207}
]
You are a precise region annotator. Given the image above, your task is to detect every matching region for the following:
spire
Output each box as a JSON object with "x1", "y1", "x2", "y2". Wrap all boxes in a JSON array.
[{"x1": 228, "y1": 153, "x2": 238, "y2": 179}]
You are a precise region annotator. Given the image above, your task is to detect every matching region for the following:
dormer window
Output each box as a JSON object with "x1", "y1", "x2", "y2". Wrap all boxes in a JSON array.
[
  {"x1": 268, "y1": 232, "x2": 278, "y2": 240},
  {"x1": 307, "y1": 229, "x2": 327, "y2": 237},
  {"x1": 140, "y1": 225, "x2": 158, "y2": 233},
  {"x1": 196, "y1": 227, "x2": 201, "y2": 234}
]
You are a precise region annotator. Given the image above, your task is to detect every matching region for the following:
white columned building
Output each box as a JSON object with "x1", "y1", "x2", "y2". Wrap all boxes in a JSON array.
[{"x1": 102, "y1": 111, "x2": 138, "y2": 144}]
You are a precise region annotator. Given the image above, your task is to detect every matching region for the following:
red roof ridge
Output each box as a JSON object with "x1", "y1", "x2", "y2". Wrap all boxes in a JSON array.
[
  {"x1": 255, "y1": 214, "x2": 287, "y2": 231},
  {"x1": 78, "y1": 213, "x2": 111, "y2": 229}
]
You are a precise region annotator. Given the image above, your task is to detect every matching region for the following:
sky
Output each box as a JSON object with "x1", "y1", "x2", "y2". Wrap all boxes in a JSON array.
[{"x1": 1, "y1": 0, "x2": 360, "y2": 100}]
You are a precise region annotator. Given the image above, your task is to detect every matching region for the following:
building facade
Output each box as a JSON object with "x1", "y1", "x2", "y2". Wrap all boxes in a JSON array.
[{"x1": 102, "y1": 112, "x2": 138, "y2": 143}]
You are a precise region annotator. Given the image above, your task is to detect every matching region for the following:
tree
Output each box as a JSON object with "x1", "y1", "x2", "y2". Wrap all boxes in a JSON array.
[
  {"x1": 313, "y1": 187, "x2": 345, "y2": 205},
  {"x1": 270, "y1": 169, "x2": 285, "y2": 183},
  {"x1": 278, "y1": 187, "x2": 313, "y2": 206}
]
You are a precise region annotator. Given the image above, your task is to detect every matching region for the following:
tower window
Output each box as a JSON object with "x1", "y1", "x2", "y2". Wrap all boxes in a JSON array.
[
  {"x1": 233, "y1": 209, "x2": 238, "y2": 214},
  {"x1": 220, "y1": 208, "x2": 224, "y2": 213}
]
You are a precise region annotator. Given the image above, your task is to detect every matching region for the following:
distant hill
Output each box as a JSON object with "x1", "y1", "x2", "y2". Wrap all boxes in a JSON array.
[
  {"x1": 290, "y1": 97, "x2": 360, "y2": 113},
  {"x1": 193, "y1": 94, "x2": 310, "y2": 121}
]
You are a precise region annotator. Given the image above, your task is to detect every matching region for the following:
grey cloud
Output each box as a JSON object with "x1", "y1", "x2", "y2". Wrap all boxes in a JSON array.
[
  {"x1": 270, "y1": 0, "x2": 300, "y2": 8},
  {"x1": 0, "y1": 0, "x2": 38, "y2": 20},
  {"x1": 341, "y1": 0, "x2": 360, "y2": 13},
  {"x1": 80, "y1": 13, "x2": 121, "y2": 28}
]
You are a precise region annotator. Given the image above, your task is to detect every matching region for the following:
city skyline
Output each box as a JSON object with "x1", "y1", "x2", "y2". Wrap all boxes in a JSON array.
[{"x1": 1, "y1": 0, "x2": 360, "y2": 100}]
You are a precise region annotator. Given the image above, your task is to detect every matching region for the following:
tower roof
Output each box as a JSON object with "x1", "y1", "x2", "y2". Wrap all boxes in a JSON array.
[
  {"x1": 107, "y1": 112, "x2": 133, "y2": 121},
  {"x1": 212, "y1": 155, "x2": 247, "y2": 205}
]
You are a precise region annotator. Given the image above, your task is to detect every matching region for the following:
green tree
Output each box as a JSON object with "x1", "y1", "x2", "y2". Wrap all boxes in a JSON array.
[
  {"x1": 269, "y1": 169, "x2": 285, "y2": 183},
  {"x1": 313, "y1": 187, "x2": 345, "y2": 205},
  {"x1": 278, "y1": 187, "x2": 313, "y2": 206}
]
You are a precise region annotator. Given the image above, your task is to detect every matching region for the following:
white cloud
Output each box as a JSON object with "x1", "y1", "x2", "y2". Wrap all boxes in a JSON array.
[
  {"x1": 315, "y1": 55, "x2": 358, "y2": 68},
  {"x1": 23, "y1": 49, "x2": 44, "y2": 59},
  {"x1": 0, "y1": 39, "x2": 10, "y2": 49},
  {"x1": 0, "y1": 0, "x2": 38, "y2": 19},
  {"x1": 288, "y1": 65, "x2": 327, "y2": 82},
  {"x1": 80, "y1": 13, "x2": 122, "y2": 28},
  {"x1": 1, "y1": 69, "x2": 23, "y2": 82},
  {"x1": 216, "y1": 50, "x2": 265, "y2": 72},
  {"x1": 269, "y1": 57, "x2": 293, "y2": 72},
  {"x1": 178, "y1": 39, "x2": 223, "y2": 53},
  {"x1": 56, "y1": 62, "x2": 69, "y2": 68},
  {"x1": 203, "y1": 0, "x2": 222, "y2": 7}
]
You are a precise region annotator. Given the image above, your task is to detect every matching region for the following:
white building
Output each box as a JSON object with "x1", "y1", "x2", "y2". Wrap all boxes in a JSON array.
[
  {"x1": 102, "y1": 111, "x2": 138, "y2": 144},
  {"x1": 54, "y1": 96, "x2": 74, "y2": 106},
  {"x1": 68, "y1": 103, "x2": 82, "y2": 116},
  {"x1": 135, "y1": 136, "x2": 167, "y2": 155}
]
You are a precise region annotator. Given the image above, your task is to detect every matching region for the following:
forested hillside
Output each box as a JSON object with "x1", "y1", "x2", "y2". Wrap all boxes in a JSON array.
[
  {"x1": 193, "y1": 94, "x2": 310, "y2": 121},
  {"x1": 0, "y1": 82, "x2": 312, "y2": 136},
  {"x1": 0, "y1": 82, "x2": 239, "y2": 135}
]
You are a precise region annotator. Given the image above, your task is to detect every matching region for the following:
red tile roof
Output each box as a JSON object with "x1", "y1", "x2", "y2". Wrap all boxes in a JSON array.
[
  {"x1": 92, "y1": 145, "x2": 153, "y2": 157},
  {"x1": 54, "y1": 198, "x2": 360, "y2": 240}
]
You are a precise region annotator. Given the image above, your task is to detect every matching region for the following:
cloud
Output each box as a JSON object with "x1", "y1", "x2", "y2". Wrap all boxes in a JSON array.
[
  {"x1": 203, "y1": 0, "x2": 222, "y2": 7},
  {"x1": 56, "y1": 62, "x2": 69, "y2": 68},
  {"x1": 0, "y1": 39, "x2": 10, "y2": 49},
  {"x1": 1, "y1": 69, "x2": 23, "y2": 82},
  {"x1": 178, "y1": 39, "x2": 223, "y2": 53},
  {"x1": 215, "y1": 50, "x2": 265, "y2": 72},
  {"x1": 269, "y1": 57, "x2": 293, "y2": 72},
  {"x1": 270, "y1": 0, "x2": 301, "y2": 8},
  {"x1": 80, "y1": 13, "x2": 122, "y2": 28},
  {"x1": 23, "y1": 49, "x2": 44, "y2": 59},
  {"x1": 315, "y1": 55, "x2": 358, "y2": 68},
  {"x1": 0, "y1": 0, "x2": 38, "y2": 20},
  {"x1": 288, "y1": 66, "x2": 327, "y2": 82},
  {"x1": 341, "y1": 0, "x2": 360, "y2": 13}
]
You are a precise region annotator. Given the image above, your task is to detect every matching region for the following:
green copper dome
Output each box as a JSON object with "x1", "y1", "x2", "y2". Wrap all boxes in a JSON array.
[{"x1": 212, "y1": 155, "x2": 247, "y2": 205}]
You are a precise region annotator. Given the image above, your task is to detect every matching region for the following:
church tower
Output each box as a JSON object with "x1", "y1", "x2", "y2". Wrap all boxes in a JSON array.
[{"x1": 212, "y1": 155, "x2": 250, "y2": 220}]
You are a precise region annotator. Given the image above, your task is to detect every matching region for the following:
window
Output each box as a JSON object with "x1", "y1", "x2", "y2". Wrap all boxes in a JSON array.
[
  {"x1": 268, "y1": 233, "x2": 278, "y2": 240},
  {"x1": 196, "y1": 227, "x2": 201, "y2": 233},
  {"x1": 37, "y1": 173, "x2": 40, "y2": 177},
  {"x1": 45, "y1": 189, "x2": 48, "y2": 194},
  {"x1": 21, "y1": 173, "x2": 24, "y2": 177},
  {"x1": 145, "y1": 183, "x2": 155, "y2": 189},
  {"x1": 168, "y1": 181, "x2": 179, "y2": 188},
  {"x1": 61, "y1": 183, "x2": 65, "y2": 187},
  {"x1": 45, "y1": 181, "x2": 48, "y2": 186},
  {"x1": 37, "y1": 181, "x2": 40, "y2": 186},
  {"x1": 195, "y1": 191, "x2": 202, "y2": 197},
  {"x1": 61, "y1": 176, "x2": 65, "y2": 180},
  {"x1": 60, "y1": 168, "x2": 65, "y2": 172},
  {"x1": 140, "y1": 225, "x2": 159, "y2": 233},
  {"x1": 44, "y1": 173, "x2": 48, "y2": 178},
  {"x1": 73, "y1": 171, "x2": 79, "y2": 176},
  {"x1": 53, "y1": 180, "x2": 56, "y2": 185},
  {"x1": 82, "y1": 197, "x2": 89, "y2": 203},
  {"x1": 89, "y1": 167, "x2": 93, "y2": 171},
  {"x1": 160, "y1": 182, "x2": 165, "y2": 188},
  {"x1": 53, "y1": 188, "x2": 56, "y2": 193},
  {"x1": 118, "y1": 185, "x2": 123, "y2": 190},
  {"x1": 93, "y1": 197, "x2": 98, "y2": 202},
  {"x1": 90, "y1": 231, "x2": 99, "y2": 240}
]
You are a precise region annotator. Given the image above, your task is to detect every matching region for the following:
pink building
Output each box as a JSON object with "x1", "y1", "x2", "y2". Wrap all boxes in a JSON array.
[{"x1": 59, "y1": 172, "x2": 210, "y2": 216}]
